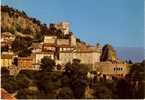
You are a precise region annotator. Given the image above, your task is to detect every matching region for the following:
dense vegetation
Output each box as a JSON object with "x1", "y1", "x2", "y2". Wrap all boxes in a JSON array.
[{"x1": 1, "y1": 57, "x2": 145, "y2": 99}]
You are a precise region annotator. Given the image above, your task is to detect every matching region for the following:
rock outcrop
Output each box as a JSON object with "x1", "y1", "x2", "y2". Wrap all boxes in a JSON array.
[{"x1": 100, "y1": 44, "x2": 117, "y2": 62}]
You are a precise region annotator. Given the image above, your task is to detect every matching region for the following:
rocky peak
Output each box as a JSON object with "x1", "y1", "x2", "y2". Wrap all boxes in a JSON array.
[{"x1": 100, "y1": 44, "x2": 117, "y2": 62}]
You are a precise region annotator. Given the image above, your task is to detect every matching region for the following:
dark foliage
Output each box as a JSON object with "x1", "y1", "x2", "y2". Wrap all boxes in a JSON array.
[
  {"x1": 1, "y1": 45, "x2": 9, "y2": 52},
  {"x1": 18, "y1": 48, "x2": 32, "y2": 57},
  {"x1": 12, "y1": 57, "x2": 18, "y2": 66},
  {"x1": 12, "y1": 36, "x2": 32, "y2": 52},
  {"x1": 33, "y1": 33, "x2": 44, "y2": 42},
  {"x1": 1, "y1": 68, "x2": 19, "y2": 93},
  {"x1": 40, "y1": 56, "x2": 55, "y2": 72},
  {"x1": 63, "y1": 59, "x2": 89, "y2": 98},
  {"x1": 56, "y1": 87, "x2": 74, "y2": 99},
  {"x1": 1, "y1": 67, "x2": 10, "y2": 77},
  {"x1": 115, "y1": 61, "x2": 145, "y2": 99}
]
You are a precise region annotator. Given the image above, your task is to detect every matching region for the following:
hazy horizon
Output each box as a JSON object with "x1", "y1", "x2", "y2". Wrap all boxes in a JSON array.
[{"x1": 115, "y1": 46, "x2": 144, "y2": 62}]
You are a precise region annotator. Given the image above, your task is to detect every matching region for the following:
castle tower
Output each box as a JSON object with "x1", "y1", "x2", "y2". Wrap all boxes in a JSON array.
[{"x1": 55, "y1": 21, "x2": 70, "y2": 35}]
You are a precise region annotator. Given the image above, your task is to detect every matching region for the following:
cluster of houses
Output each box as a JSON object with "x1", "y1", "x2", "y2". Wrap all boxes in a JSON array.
[{"x1": 1, "y1": 22, "x2": 129, "y2": 78}]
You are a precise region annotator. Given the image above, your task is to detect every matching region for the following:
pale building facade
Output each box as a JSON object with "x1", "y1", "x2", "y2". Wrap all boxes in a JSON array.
[
  {"x1": 1, "y1": 32, "x2": 15, "y2": 50},
  {"x1": 1, "y1": 52, "x2": 14, "y2": 68},
  {"x1": 44, "y1": 36, "x2": 57, "y2": 44},
  {"x1": 31, "y1": 42, "x2": 43, "y2": 53},
  {"x1": 70, "y1": 35, "x2": 76, "y2": 46},
  {"x1": 59, "y1": 51, "x2": 101, "y2": 67},
  {"x1": 1, "y1": 32, "x2": 15, "y2": 43},
  {"x1": 95, "y1": 62, "x2": 129, "y2": 78},
  {"x1": 55, "y1": 22, "x2": 70, "y2": 35}
]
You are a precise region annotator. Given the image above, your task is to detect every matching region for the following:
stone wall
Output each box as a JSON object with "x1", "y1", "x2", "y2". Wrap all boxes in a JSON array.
[
  {"x1": 44, "y1": 36, "x2": 56, "y2": 44},
  {"x1": 59, "y1": 51, "x2": 100, "y2": 65},
  {"x1": 95, "y1": 62, "x2": 129, "y2": 77}
]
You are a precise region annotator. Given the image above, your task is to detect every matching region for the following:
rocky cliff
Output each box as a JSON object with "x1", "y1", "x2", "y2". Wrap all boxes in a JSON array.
[{"x1": 100, "y1": 44, "x2": 117, "y2": 62}]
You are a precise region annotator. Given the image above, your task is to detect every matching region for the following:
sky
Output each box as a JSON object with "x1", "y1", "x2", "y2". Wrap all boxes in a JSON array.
[{"x1": 1, "y1": 0, "x2": 144, "y2": 48}]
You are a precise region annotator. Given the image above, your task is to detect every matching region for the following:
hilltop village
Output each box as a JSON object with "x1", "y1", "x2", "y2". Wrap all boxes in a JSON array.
[
  {"x1": 1, "y1": 5, "x2": 145, "y2": 99},
  {"x1": 1, "y1": 21, "x2": 129, "y2": 78},
  {"x1": 1, "y1": 5, "x2": 129, "y2": 78}
]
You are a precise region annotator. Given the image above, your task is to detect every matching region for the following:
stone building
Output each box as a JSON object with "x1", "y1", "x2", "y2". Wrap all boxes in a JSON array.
[
  {"x1": 43, "y1": 35, "x2": 57, "y2": 44},
  {"x1": 18, "y1": 57, "x2": 33, "y2": 70},
  {"x1": 70, "y1": 34, "x2": 76, "y2": 46},
  {"x1": 32, "y1": 52, "x2": 55, "y2": 69},
  {"x1": 31, "y1": 42, "x2": 43, "y2": 53},
  {"x1": 1, "y1": 32, "x2": 15, "y2": 50},
  {"x1": 40, "y1": 34, "x2": 101, "y2": 69},
  {"x1": 1, "y1": 52, "x2": 14, "y2": 68},
  {"x1": 1, "y1": 32, "x2": 15, "y2": 43},
  {"x1": 55, "y1": 22, "x2": 70, "y2": 35},
  {"x1": 59, "y1": 48, "x2": 101, "y2": 70},
  {"x1": 95, "y1": 62, "x2": 129, "y2": 78}
]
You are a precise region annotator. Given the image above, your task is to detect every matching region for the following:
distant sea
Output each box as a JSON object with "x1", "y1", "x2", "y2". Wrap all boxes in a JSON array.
[{"x1": 115, "y1": 47, "x2": 145, "y2": 63}]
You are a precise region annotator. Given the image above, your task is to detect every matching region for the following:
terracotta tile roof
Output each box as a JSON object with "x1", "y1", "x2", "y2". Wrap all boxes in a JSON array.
[
  {"x1": 43, "y1": 43, "x2": 56, "y2": 47},
  {"x1": 1, "y1": 88, "x2": 16, "y2": 100},
  {"x1": 76, "y1": 42, "x2": 101, "y2": 53}
]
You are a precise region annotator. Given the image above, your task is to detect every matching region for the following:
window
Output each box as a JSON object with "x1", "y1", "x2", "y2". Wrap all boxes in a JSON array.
[
  {"x1": 64, "y1": 48, "x2": 66, "y2": 51},
  {"x1": 114, "y1": 67, "x2": 123, "y2": 71},
  {"x1": 60, "y1": 48, "x2": 62, "y2": 51}
]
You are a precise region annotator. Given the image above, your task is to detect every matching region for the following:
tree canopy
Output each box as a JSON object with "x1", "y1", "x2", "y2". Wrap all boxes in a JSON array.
[{"x1": 40, "y1": 56, "x2": 55, "y2": 72}]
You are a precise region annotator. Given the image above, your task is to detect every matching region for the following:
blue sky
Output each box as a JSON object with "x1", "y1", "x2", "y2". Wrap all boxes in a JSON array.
[{"x1": 1, "y1": 0, "x2": 144, "y2": 47}]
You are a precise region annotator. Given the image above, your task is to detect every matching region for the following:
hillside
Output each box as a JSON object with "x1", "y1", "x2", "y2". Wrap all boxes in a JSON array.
[
  {"x1": 1, "y1": 5, "x2": 90, "y2": 56},
  {"x1": 1, "y1": 5, "x2": 75, "y2": 41},
  {"x1": 1, "y1": 5, "x2": 87, "y2": 42},
  {"x1": 1, "y1": 5, "x2": 43, "y2": 41}
]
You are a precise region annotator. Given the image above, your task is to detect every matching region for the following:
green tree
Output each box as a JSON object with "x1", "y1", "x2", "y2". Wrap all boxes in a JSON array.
[
  {"x1": 56, "y1": 87, "x2": 74, "y2": 99},
  {"x1": 12, "y1": 57, "x2": 18, "y2": 66},
  {"x1": 1, "y1": 45, "x2": 9, "y2": 52},
  {"x1": 34, "y1": 33, "x2": 44, "y2": 42},
  {"x1": 128, "y1": 60, "x2": 133, "y2": 64},
  {"x1": 63, "y1": 59, "x2": 89, "y2": 99},
  {"x1": 16, "y1": 73, "x2": 31, "y2": 89},
  {"x1": 115, "y1": 61, "x2": 145, "y2": 99},
  {"x1": 35, "y1": 71, "x2": 62, "y2": 98},
  {"x1": 12, "y1": 36, "x2": 32, "y2": 52},
  {"x1": 1, "y1": 76, "x2": 19, "y2": 93},
  {"x1": 9, "y1": 26, "x2": 16, "y2": 34},
  {"x1": 93, "y1": 83, "x2": 113, "y2": 99},
  {"x1": 18, "y1": 48, "x2": 32, "y2": 57},
  {"x1": 40, "y1": 56, "x2": 55, "y2": 72},
  {"x1": 1, "y1": 67, "x2": 10, "y2": 77}
]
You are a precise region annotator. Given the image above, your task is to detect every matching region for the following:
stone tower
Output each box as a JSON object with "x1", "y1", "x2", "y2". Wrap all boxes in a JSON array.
[{"x1": 55, "y1": 22, "x2": 70, "y2": 35}]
